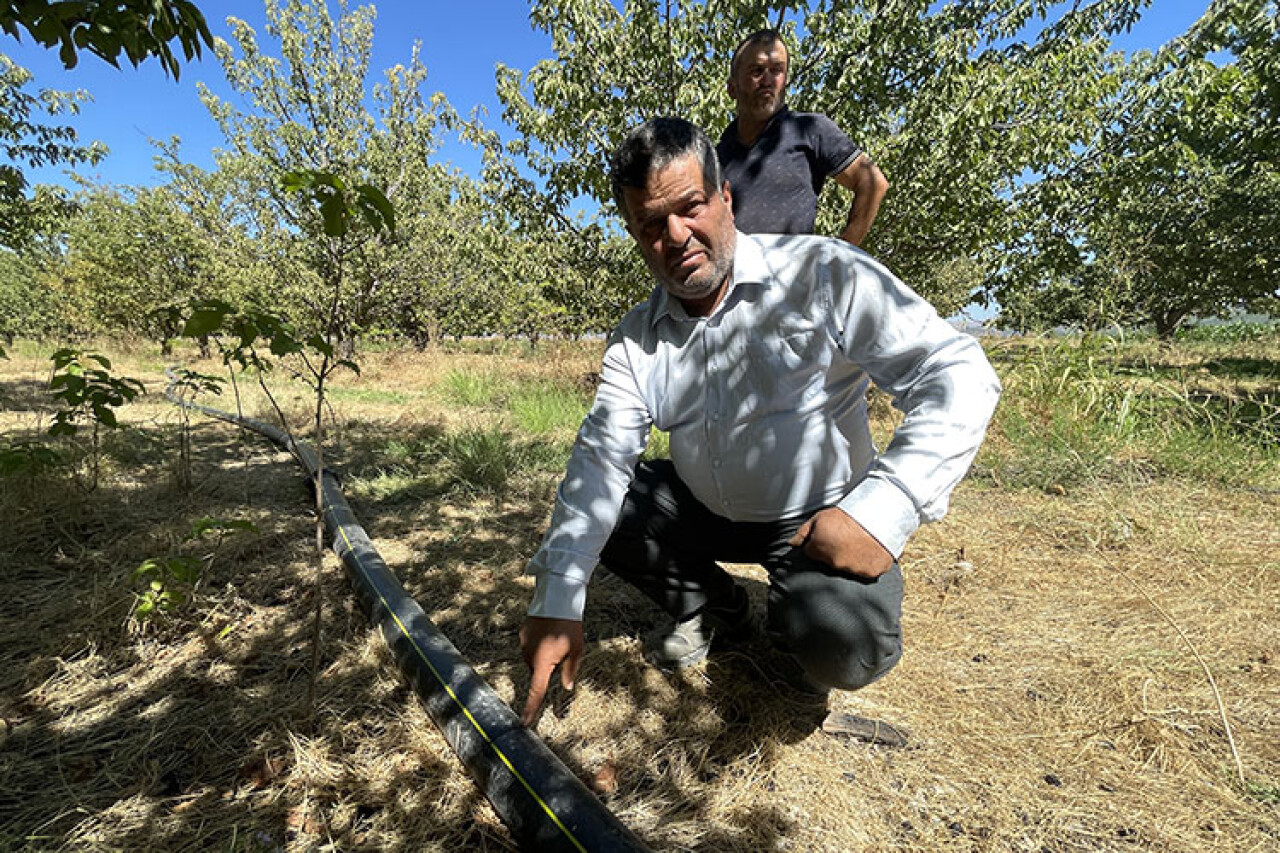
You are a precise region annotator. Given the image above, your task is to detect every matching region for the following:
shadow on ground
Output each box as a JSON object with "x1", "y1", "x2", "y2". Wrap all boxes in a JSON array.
[{"x1": 1, "y1": 408, "x2": 819, "y2": 851}]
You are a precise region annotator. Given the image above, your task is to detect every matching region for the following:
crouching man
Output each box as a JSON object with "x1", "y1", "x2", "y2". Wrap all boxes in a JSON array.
[{"x1": 518, "y1": 117, "x2": 1000, "y2": 733}]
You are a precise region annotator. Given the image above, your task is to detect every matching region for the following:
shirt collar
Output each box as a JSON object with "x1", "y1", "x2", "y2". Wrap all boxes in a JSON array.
[
  {"x1": 763, "y1": 105, "x2": 791, "y2": 134},
  {"x1": 650, "y1": 232, "x2": 770, "y2": 326},
  {"x1": 723, "y1": 106, "x2": 791, "y2": 149}
]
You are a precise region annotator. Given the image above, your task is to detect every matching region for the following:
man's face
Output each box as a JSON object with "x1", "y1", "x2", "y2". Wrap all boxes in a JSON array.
[
  {"x1": 727, "y1": 39, "x2": 789, "y2": 124},
  {"x1": 623, "y1": 154, "x2": 736, "y2": 314}
]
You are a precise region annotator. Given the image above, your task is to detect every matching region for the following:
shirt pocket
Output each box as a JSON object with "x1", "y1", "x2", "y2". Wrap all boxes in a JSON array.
[{"x1": 742, "y1": 328, "x2": 829, "y2": 416}]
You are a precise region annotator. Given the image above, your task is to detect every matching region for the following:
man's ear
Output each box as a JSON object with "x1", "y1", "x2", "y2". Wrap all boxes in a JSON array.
[
  {"x1": 726, "y1": 77, "x2": 737, "y2": 100},
  {"x1": 721, "y1": 181, "x2": 733, "y2": 211}
]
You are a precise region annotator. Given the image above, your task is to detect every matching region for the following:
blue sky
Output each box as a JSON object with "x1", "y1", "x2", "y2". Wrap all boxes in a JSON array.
[
  {"x1": 4, "y1": 0, "x2": 1211, "y2": 191},
  {"x1": 5, "y1": 0, "x2": 553, "y2": 186}
]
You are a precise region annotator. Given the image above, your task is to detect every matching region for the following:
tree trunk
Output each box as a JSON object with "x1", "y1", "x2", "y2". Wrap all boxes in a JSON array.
[{"x1": 1154, "y1": 309, "x2": 1186, "y2": 341}]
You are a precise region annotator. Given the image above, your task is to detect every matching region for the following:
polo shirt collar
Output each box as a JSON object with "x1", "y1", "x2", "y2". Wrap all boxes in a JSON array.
[
  {"x1": 763, "y1": 105, "x2": 791, "y2": 135},
  {"x1": 724, "y1": 106, "x2": 791, "y2": 149}
]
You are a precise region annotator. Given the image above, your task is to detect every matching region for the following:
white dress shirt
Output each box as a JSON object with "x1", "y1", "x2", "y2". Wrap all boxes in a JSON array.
[{"x1": 527, "y1": 232, "x2": 1001, "y2": 621}]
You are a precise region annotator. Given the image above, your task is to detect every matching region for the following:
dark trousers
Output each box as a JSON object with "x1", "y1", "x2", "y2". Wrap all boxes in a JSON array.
[{"x1": 599, "y1": 460, "x2": 903, "y2": 691}]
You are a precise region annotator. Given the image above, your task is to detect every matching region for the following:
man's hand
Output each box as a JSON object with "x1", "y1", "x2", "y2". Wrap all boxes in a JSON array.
[
  {"x1": 519, "y1": 616, "x2": 585, "y2": 727},
  {"x1": 788, "y1": 508, "x2": 894, "y2": 578}
]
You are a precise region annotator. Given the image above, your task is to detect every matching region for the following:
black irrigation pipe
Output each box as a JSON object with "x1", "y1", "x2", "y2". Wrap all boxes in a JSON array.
[{"x1": 165, "y1": 370, "x2": 650, "y2": 853}]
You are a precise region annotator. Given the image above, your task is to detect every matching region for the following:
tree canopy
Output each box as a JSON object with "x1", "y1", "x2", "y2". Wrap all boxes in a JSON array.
[
  {"x1": 0, "y1": 0, "x2": 1274, "y2": 345},
  {"x1": 494, "y1": 0, "x2": 1154, "y2": 317},
  {"x1": 0, "y1": 0, "x2": 212, "y2": 78},
  {"x1": 997, "y1": 0, "x2": 1279, "y2": 335}
]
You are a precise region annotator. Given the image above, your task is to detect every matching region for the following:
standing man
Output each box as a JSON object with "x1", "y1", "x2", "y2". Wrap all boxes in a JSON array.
[
  {"x1": 717, "y1": 29, "x2": 888, "y2": 245},
  {"x1": 519, "y1": 118, "x2": 998, "y2": 733}
]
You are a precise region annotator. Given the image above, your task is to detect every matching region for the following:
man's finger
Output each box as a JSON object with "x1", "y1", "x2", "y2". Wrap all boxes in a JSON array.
[
  {"x1": 788, "y1": 518, "x2": 814, "y2": 547},
  {"x1": 561, "y1": 648, "x2": 582, "y2": 692},
  {"x1": 522, "y1": 665, "x2": 553, "y2": 727}
]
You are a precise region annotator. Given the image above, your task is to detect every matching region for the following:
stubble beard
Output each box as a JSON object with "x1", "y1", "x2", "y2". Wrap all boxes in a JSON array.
[{"x1": 657, "y1": 242, "x2": 733, "y2": 304}]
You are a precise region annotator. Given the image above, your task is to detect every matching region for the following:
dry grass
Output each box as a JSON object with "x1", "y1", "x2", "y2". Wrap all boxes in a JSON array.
[{"x1": 1, "y1": 339, "x2": 1276, "y2": 852}]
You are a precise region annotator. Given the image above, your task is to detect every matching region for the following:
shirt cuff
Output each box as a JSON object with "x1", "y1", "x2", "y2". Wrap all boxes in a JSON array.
[
  {"x1": 527, "y1": 571, "x2": 589, "y2": 621},
  {"x1": 836, "y1": 475, "x2": 920, "y2": 558}
]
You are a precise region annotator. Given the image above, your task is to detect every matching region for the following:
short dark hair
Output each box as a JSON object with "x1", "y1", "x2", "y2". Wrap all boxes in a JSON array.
[
  {"x1": 729, "y1": 28, "x2": 787, "y2": 77},
  {"x1": 609, "y1": 117, "x2": 722, "y2": 221}
]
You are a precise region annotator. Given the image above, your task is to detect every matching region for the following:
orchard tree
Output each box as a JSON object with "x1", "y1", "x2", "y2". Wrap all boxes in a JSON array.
[
  {"x1": 153, "y1": 137, "x2": 281, "y2": 315},
  {"x1": 0, "y1": 219, "x2": 77, "y2": 340},
  {"x1": 456, "y1": 119, "x2": 649, "y2": 340},
  {"x1": 995, "y1": 0, "x2": 1279, "y2": 336},
  {"x1": 60, "y1": 185, "x2": 219, "y2": 350},
  {"x1": 188, "y1": 0, "x2": 461, "y2": 351},
  {"x1": 494, "y1": 0, "x2": 1145, "y2": 315},
  {"x1": 0, "y1": 54, "x2": 103, "y2": 249}
]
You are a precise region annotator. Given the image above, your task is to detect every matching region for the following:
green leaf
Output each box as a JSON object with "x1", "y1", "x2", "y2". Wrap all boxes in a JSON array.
[
  {"x1": 134, "y1": 559, "x2": 161, "y2": 581},
  {"x1": 319, "y1": 194, "x2": 347, "y2": 236},
  {"x1": 268, "y1": 334, "x2": 301, "y2": 357},
  {"x1": 167, "y1": 556, "x2": 202, "y2": 584},
  {"x1": 93, "y1": 406, "x2": 118, "y2": 428},
  {"x1": 281, "y1": 170, "x2": 315, "y2": 192},
  {"x1": 355, "y1": 183, "x2": 395, "y2": 234},
  {"x1": 305, "y1": 334, "x2": 334, "y2": 357},
  {"x1": 183, "y1": 305, "x2": 229, "y2": 337}
]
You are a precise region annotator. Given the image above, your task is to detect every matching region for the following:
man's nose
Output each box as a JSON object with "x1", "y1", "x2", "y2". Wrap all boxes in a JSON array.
[{"x1": 665, "y1": 214, "x2": 691, "y2": 246}]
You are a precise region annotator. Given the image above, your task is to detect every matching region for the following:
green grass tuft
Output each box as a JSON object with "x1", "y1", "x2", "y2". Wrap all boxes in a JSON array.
[
  {"x1": 984, "y1": 336, "x2": 1279, "y2": 491},
  {"x1": 440, "y1": 369, "x2": 508, "y2": 408},
  {"x1": 446, "y1": 426, "x2": 520, "y2": 493},
  {"x1": 509, "y1": 382, "x2": 589, "y2": 434}
]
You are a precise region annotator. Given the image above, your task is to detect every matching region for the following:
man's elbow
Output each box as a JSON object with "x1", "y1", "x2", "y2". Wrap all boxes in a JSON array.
[{"x1": 865, "y1": 161, "x2": 888, "y2": 202}]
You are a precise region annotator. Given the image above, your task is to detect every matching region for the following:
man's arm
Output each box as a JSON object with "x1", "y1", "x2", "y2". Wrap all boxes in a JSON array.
[
  {"x1": 828, "y1": 251, "x2": 1001, "y2": 562},
  {"x1": 519, "y1": 329, "x2": 652, "y2": 724},
  {"x1": 832, "y1": 153, "x2": 888, "y2": 247}
]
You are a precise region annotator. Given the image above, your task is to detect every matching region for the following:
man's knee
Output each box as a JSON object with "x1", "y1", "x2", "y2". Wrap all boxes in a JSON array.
[
  {"x1": 769, "y1": 564, "x2": 904, "y2": 691},
  {"x1": 802, "y1": 628, "x2": 901, "y2": 691}
]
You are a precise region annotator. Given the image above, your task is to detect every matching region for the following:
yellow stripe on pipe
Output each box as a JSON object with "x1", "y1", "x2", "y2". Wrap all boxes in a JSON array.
[
  {"x1": 330, "y1": 514, "x2": 589, "y2": 853},
  {"x1": 167, "y1": 390, "x2": 602, "y2": 850}
]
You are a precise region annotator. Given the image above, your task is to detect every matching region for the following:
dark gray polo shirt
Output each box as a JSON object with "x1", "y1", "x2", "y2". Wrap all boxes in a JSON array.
[{"x1": 716, "y1": 107, "x2": 861, "y2": 235}]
